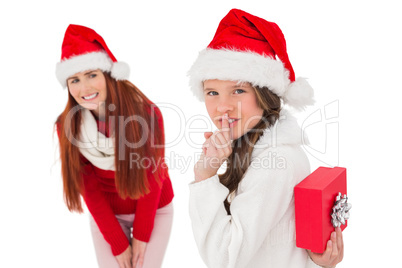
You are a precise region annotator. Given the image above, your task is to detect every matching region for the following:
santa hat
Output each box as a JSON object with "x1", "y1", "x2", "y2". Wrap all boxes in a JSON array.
[
  {"x1": 188, "y1": 9, "x2": 314, "y2": 110},
  {"x1": 55, "y1": 24, "x2": 129, "y2": 88}
]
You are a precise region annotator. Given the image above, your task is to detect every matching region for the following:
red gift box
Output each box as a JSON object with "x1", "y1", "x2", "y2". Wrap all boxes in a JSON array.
[{"x1": 294, "y1": 167, "x2": 348, "y2": 253}]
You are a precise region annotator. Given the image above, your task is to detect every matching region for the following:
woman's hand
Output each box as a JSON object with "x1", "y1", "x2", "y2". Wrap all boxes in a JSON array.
[
  {"x1": 308, "y1": 227, "x2": 344, "y2": 268},
  {"x1": 194, "y1": 114, "x2": 232, "y2": 182},
  {"x1": 115, "y1": 245, "x2": 132, "y2": 268},
  {"x1": 131, "y1": 238, "x2": 147, "y2": 268}
]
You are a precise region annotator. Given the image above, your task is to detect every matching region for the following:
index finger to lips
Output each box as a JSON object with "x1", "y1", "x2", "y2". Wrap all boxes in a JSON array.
[{"x1": 221, "y1": 114, "x2": 231, "y2": 140}]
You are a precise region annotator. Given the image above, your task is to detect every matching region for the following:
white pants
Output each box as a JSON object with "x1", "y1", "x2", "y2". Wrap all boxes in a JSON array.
[{"x1": 89, "y1": 202, "x2": 173, "y2": 268}]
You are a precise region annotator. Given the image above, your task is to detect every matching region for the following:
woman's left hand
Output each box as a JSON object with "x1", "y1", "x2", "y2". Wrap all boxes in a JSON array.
[
  {"x1": 307, "y1": 227, "x2": 344, "y2": 268},
  {"x1": 131, "y1": 238, "x2": 147, "y2": 268}
]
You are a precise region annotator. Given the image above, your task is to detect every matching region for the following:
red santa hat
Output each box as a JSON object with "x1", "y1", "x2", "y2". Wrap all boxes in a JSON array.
[
  {"x1": 188, "y1": 9, "x2": 314, "y2": 110},
  {"x1": 56, "y1": 24, "x2": 129, "y2": 87}
]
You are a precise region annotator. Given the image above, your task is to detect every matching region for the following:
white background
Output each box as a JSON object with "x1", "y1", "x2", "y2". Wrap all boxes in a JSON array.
[{"x1": 1, "y1": 0, "x2": 401, "y2": 267}]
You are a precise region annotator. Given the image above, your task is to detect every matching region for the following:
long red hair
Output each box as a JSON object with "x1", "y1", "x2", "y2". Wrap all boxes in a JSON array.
[{"x1": 56, "y1": 72, "x2": 164, "y2": 212}]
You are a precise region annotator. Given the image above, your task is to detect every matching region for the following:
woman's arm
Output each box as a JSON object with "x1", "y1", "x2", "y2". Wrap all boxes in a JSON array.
[
  {"x1": 132, "y1": 172, "x2": 163, "y2": 242},
  {"x1": 131, "y1": 103, "x2": 168, "y2": 242},
  {"x1": 82, "y1": 165, "x2": 130, "y2": 256},
  {"x1": 189, "y1": 148, "x2": 299, "y2": 268},
  {"x1": 130, "y1": 103, "x2": 171, "y2": 267}
]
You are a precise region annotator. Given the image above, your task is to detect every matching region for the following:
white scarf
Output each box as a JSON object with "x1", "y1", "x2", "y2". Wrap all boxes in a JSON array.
[{"x1": 78, "y1": 109, "x2": 115, "y2": 171}]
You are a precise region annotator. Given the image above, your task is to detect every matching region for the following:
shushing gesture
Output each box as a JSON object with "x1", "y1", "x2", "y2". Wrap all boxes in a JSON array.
[{"x1": 194, "y1": 113, "x2": 233, "y2": 182}]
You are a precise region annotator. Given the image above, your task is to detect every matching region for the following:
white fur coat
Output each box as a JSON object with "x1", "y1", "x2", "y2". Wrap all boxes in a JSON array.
[{"x1": 189, "y1": 110, "x2": 321, "y2": 268}]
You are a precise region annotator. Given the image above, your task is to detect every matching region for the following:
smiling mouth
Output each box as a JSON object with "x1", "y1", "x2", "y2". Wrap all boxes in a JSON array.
[{"x1": 82, "y1": 93, "x2": 99, "y2": 100}]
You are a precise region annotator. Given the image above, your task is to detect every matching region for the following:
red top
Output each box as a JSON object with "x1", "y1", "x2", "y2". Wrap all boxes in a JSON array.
[{"x1": 57, "y1": 108, "x2": 174, "y2": 256}]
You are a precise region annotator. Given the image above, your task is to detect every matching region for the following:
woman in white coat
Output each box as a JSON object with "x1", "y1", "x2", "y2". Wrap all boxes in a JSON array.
[{"x1": 188, "y1": 9, "x2": 344, "y2": 268}]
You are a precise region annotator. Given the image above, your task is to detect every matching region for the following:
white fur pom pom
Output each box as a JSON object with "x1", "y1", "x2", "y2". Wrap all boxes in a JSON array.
[
  {"x1": 283, "y1": 77, "x2": 315, "y2": 111},
  {"x1": 111, "y1": 61, "x2": 130, "y2": 80}
]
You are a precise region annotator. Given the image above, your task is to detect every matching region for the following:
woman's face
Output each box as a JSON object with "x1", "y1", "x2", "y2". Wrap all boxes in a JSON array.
[
  {"x1": 67, "y1": 69, "x2": 107, "y2": 117},
  {"x1": 203, "y1": 79, "x2": 264, "y2": 140}
]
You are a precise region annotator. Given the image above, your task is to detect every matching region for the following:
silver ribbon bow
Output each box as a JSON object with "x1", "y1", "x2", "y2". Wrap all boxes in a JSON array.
[{"x1": 331, "y1": 192, "x2": 352, "y2": 228}]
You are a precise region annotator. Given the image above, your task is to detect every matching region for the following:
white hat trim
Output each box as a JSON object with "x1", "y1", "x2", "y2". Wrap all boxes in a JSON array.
[
  {"x1": 188, "y1": 48, "x2": 291, "y2": 101},
  {"x1": 56, "y1": 51, "x2": 114, "y2": 88}
]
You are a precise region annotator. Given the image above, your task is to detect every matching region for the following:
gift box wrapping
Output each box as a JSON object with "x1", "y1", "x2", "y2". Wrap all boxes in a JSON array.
[{"x1": 294, "y1": 167, "x2": 347, "y2": 253}]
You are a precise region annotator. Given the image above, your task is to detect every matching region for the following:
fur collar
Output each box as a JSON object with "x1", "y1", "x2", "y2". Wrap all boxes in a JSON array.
[{"x1": 251, "y1": 109, "x2": 308, "y2": 158}]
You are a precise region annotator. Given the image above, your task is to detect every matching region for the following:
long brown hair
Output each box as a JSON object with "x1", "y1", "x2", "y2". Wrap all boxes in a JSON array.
[
  {"x1": 219, "y1": 86, "x2": 281, "y2": 214},
  {"x1": 56, "y1": 72, "x2": 164, "y2": 212}
]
